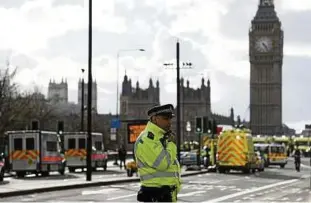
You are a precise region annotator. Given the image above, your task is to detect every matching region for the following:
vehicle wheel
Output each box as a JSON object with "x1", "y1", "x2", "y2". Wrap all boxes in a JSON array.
[
  {"x1": 243, "y1": 168, "x2": 250, "y2": 174},
  {"x1": 103, "y1": 163, "x2": 107, "y2": 171},
  {"x1": 68, "y1": 167, "x2": 75, "y2": 173},
  {"x1": 218, "y1": 167, "x2": 225, "y2": 173},
  {"x1": 16, "y1": 172, "x2": 25, "y2": 178},
  {"x1": 0, "y1": 170, "x2": 4, "y2": 181},
  {"x1": 280, "y1": 164, "x2": 285, "y2": 168},
  {"x1": 42, "y1": 171, "x2": 49, "y2": 176}
]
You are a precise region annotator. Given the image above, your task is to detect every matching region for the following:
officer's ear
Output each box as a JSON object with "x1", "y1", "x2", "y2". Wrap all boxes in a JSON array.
[{"x1": 151, "y1": 116, "x2": 157, "y2": 124}]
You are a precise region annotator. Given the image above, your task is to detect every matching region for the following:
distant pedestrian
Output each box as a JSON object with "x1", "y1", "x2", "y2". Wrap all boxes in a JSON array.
[{"x1": 118, "y1": 145, "x2": 127, "y2": 169}]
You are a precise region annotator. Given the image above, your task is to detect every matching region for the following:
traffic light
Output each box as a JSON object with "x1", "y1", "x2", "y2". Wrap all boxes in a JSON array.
[
  {"x1": 195, "y1": 117, "x2": 203, "y2": 133},
  {"x1": 208, "y1": 120, "x2": 212, "y2": 132},
  {"x1": 31, "y1": 120, "x2": 39, "y2": 130},
  {"x1": 212, "y1": 119, "x2": 217, "y2": 134},
  {"x1": 57, "y1": 121, "x2": 64, "y2": 134},
  {"x1": 203, "y1": 116, "x2": 208, "y2": 133}
]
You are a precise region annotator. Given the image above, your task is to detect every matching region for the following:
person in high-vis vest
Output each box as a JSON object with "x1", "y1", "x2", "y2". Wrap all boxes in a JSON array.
[{"x1": 134, "y1": 104, "x2": 181, "y2": 202}]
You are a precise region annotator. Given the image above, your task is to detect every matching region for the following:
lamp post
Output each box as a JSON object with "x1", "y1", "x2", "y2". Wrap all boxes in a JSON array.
[
  {"x1": 86, "y1": 0, "x2": 92, "y2": 182},
  {"x1": 163, "y1": 40, "x2": 193, "y2": 163},
  {"x1": 80, "y1": 68, "x2": 85, "y2": 131}
]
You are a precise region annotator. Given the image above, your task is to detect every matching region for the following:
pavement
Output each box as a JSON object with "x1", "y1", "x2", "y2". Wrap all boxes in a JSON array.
[
  {"x1": 2, "y1": 158, "x2": 311, "y2": 202},
  {"x1": 0, "y1": 160, "x2": 208, "y2": 198}
]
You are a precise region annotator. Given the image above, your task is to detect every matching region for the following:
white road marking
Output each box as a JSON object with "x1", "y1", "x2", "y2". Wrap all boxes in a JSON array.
[
  {"x1": 178, "y1": 191, "x2": 206, "y2": 197},
  {"x1": 281, "y1": 197, "x2": 289, "y2": 201},
  {"x1": 296, "y1": 197, "x2": 303, "y2": 201},
  {"x1": 82, "y1": 188, "x2": 119, "y2": 195},
  {"x1": 106, "y1": 193, "x2": 137, "y2": 200},
  {"x1": 202, "y1": 179, "x2": 299, "y2": 203}
]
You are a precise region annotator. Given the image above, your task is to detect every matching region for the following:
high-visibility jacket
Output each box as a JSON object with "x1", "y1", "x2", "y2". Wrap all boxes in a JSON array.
[{"x1": 134, "y1": 121, "x2": 182, "y2": 196}]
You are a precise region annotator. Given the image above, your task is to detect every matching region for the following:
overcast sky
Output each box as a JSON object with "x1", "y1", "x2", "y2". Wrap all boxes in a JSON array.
[{"x1": 0, "y1": 0, "x2": 310, "y2": 132}]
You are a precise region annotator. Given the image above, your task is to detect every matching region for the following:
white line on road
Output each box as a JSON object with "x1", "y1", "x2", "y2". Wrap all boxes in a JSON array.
[
  {"x1": 281, "y1": 197, "x2": 289, "y2": 201},
  {"x1": 106, "y1": 190, "x2": 206, "y2": 200},
  {"x1": 178, "y1": 191, "x2": 206, "y2": 197},
  {"x1": 296, "y1": 197, "x2": 303, "y2": 201},
  {"x1": 82, "y1": 188, "x2": 119, "y2": 195},
  {"x1": 106, "y1": 194, "x2": 137, "y2": 201},
  {"x1": 202, "y1": 179, "x2": 299, "y2": 203}
]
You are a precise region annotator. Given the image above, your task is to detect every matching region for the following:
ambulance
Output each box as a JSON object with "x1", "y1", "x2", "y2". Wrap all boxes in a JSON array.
[
  {"x1": 63, "y1": 132, "x2": 108, "y2": 172},
  {"x1": 216, "y1": 129, "x2": 258, "y2": 173},
  {"x1": 6, "y1": 130, "x2": 65, "y2": 178}
]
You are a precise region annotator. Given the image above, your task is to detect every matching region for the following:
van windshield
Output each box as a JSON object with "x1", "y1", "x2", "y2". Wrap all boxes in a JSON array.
[
  {"x1": 255, "y1": 146, "x2": 268, "y2": 153},
  {"x1": 270, "y1": 146, "x2": 285, "y2": 153}
]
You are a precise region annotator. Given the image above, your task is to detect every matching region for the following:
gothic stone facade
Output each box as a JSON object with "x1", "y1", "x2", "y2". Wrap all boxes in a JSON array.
[
  {"x1": 48, "y1": 79, "x2": 68, "y2": 104},
  {"x1": 119, "y1": 75, "x2": 160, "y2": 149},
  {"x1": 119, "y1": 75, "x2": 234, "y2": 150},
  {"x1": 249, "y1": 0, "x2": 283, "y2": 135},
  {"x1": 78, "y1": 80, "x2": 98, "y2": 113}
]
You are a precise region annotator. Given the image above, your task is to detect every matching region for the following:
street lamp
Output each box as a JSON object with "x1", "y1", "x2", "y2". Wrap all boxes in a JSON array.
[
  {"x1": 163, "y1": 40, "x2": 193, "y2": 163},
  {"x1": 80, "y1": 68, "x2": 85, "y2": 131},
  {"x1": 86, "y1": 0, "x2": 92, "y2": 182}
]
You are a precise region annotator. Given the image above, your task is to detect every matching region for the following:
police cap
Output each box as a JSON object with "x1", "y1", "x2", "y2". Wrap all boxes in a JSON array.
[{"x1": 147, "y1": 104, "x2": 175, "y2": 118}]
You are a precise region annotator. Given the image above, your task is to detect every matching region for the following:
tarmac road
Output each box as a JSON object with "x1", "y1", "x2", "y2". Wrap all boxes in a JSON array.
[{"x1": 1, "y1": 159, "x2": 311, "y2": 202}]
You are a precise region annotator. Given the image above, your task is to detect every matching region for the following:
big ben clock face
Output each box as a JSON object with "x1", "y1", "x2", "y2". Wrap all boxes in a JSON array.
[{"x1": 255, "y1": 36, "x2": 272, "y2": 52}]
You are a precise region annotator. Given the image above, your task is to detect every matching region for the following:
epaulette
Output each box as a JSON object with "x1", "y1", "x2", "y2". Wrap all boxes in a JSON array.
[{"x1": 147, "y1": 132, "x2": 154, "y2": 140}]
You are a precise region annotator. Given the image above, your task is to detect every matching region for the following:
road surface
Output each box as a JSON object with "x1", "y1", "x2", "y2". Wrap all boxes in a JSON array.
[{"x1": 1, "y1": 159, "x2": 311, "y2": 202}]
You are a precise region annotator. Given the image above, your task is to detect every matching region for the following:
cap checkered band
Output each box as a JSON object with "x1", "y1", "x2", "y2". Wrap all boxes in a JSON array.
[{"x1": 149, "y1": 109, "x2": 173, "y2": 117}]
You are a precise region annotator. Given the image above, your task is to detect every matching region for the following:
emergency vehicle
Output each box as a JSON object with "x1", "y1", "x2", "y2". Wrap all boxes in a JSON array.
[
  {"x1": 63, "y1": 132, "x2": 108, "y2": 172},
  {"x1": 6, "y1": 130, "x2": 65, "y2": 178},
  {"x1": 252, "y1": 135, "x2": 269, "y2": 144},
  {"x1": 254, "y1": 143, "x2": 287, "y2": 168},
  {"x1": 216, "y1": 129, "x2": 258, "y2": 173},
  {"x1": 293, "y1": 136, "x2": 311, "y2": 156}
]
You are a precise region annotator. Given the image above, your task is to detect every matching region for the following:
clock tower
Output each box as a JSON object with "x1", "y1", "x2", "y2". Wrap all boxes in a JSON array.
[{"x1": 249, "y1": 0, "x2": 284, "y2": 135}]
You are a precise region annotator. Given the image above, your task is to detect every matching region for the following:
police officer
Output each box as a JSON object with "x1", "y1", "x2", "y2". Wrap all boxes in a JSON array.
[{"x1": 134, "y1": 104, "x2": 181, "y2": 202}]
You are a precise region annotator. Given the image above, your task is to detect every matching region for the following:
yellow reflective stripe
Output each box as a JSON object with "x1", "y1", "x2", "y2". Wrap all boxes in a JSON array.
[
  {"x1": 140, "y1": 171, "x2": 179, "y2": 181},
  {"x1": 152, "y1": 149, "x2": 171, "y2": 168}
]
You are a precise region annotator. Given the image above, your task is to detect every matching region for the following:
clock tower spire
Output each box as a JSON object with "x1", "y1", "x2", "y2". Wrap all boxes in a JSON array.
[{"x1": 249, "y1": 1, "x2": 284, "y2": 136}]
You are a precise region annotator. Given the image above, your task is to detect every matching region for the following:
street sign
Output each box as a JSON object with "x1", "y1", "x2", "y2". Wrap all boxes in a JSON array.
[
  {"x1": 110, "y1": 128, "x2": 116, "y2": 133},
  {"x1": 111, "y1": 119, "x2": 121, "y2": 129},
  {"x1": 110, "y1": 133, "x2": 116, "y2": 141},
  {"x1": 186, "y1": 121, "x2": 191, "y2": 132}
]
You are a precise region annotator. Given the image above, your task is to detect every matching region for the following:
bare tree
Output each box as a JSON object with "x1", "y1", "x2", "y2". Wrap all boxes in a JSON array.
[{"x1": 0, "y1": 66, "x2": 56, "y2": 135}]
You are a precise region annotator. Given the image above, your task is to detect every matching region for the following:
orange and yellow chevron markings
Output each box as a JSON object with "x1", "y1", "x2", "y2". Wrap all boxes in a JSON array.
[
  {"x1": 65, "y1": 149, "x2": 87, "y2": 157},
  {"x1": 218, "y1": 136, "x2": 246, "y2": 166},
  {"x1": 9, "y1": 150, "x2": 39, "y2": 161}
]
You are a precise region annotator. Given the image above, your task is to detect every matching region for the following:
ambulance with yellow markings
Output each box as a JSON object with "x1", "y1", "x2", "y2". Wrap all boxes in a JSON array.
[
  {"x1": 6, "y1": 130, "x2": 65, "y2": 178},
  {"x1": 216, "y1": 129, "x2": 258, "y2": 173}
]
